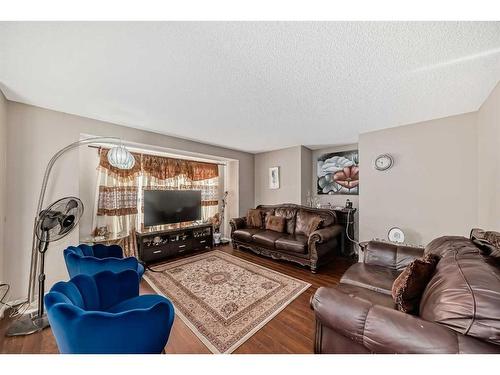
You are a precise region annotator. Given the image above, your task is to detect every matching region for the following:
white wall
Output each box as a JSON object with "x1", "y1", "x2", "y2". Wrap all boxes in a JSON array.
[
  {"x1": 359, "y1": 112, "x2": 478, "y2": 246},
  {"x1": 300, "y1": 146, "x2": 312, "y2": 205},
  {"x1": 477, "y1": 82, "x2": 500, "y2": 230},
  {"x1": 0, "y1": 91, "x2": 7, "y2": 282},
  {"x1": 312, "y1": 144, "x2": 359, "y2": 240},
  {"x1": 225, "y1": 160, "x2": 239, "y2": 234},
  {"x1": 78, "y1": 145, "x2": 100, "y2": 239},
  {"x1": 5, "y1": 101, "x2": 254, "y2": 300},
  {"x1": 254, "y1": 146, "x2": 303, "y2": 206}
]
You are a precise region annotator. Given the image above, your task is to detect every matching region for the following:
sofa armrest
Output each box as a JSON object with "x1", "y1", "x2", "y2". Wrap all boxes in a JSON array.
[
  {"x1": 363, "y1": 241, "x2": 424, "y2": 271},
  {"x1": 229, "y1": 217, "x2": 247, "y2": 232},
  {"x1": 309, "y1": 225, "x2": 343, "y2": 244},
  {"x1": 311, "y1": 287, "x2": 500, "y2": 354}
]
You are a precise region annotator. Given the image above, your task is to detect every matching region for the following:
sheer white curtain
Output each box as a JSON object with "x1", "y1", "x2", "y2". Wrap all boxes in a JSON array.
[{"x1": 93, "y1": 167, "x2": 140, "y2": 257}]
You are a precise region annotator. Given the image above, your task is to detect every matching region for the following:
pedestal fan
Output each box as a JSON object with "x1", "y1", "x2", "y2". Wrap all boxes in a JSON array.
[
  {"x1": 5, "y1": 137, "x2": 135, "y2": 337},
  {"x1": 6, "y1": 197, "x2": 83, "y2": 336}
]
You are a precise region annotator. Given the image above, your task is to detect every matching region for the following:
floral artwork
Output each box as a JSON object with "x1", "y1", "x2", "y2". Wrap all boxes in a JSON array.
[{"x1": 317, "y1": 150, "x2": 359, "y2": 195}]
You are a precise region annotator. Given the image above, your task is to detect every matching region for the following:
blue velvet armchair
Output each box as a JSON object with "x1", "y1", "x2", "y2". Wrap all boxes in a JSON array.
[
  {"x1": 64, "y1": 244, "x2": 144, "y2": 278},
  {"x1": 44, "y1": 270, "x2": 175, "y2": 354}
]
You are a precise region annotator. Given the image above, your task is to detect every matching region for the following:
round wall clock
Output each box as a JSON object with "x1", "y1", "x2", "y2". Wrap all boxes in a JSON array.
[
  {"x1": 388, "y1": 227, "x2": 405, "y2": 243},
  {"x1": 374, "y1": 154, "x2": 394, "y2": 171}
]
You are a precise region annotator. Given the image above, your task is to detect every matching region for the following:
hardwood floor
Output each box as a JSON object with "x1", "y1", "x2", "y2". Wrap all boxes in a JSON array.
[{"x1": 0, "y1": 245, "x2": 353, "y2": 354}]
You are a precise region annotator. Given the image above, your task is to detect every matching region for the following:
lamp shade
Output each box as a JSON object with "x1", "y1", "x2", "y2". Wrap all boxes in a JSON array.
[{"x1": 107, "y1": 145, "x2": 135, "y2": 170}]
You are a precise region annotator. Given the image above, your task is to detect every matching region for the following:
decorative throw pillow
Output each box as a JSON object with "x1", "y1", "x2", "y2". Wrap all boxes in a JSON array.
[
  {"x1": 305, "y1": 216, "x2": 323, "y2": 237},
  {"x1": 265, "y1": 215, "x2": 286, "y2": 233},
  {"x1": 246, "y1": 209, "x2": 262, "y2": 228},
  {"x1": 261, "y1": 209, "x2": 275, "y2": 229},
  {"x1": 471, "y1": 228, "x2": 500, "y2": 258},
  {"x1": 392, "y1": 253, "x2": 440, "y2": 314},
  {"x1": 485, "y1": 232, "x2": 500, "y2": 258}
]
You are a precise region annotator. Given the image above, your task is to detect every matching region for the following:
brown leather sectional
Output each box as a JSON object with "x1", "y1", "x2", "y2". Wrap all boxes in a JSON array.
[
  {"x1": 230, "y1": 204, "x2": 343, "y2": 272},
  {"x1": 311, "y1": 237, "x2": 500, "y2": 353}
]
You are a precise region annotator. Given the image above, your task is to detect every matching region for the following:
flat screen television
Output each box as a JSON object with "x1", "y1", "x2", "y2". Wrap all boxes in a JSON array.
[{"x1": 143, "y1": 190, "x2": 202, "y2": 227}]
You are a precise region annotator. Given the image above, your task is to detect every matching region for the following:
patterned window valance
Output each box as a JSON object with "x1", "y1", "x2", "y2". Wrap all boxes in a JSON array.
[
  {"x1": 141, "y1": 154, "x2": 219, "y2": 181},
  {"x1": 98, "y1": 148, "x2": 219, "y2": 181},
  {"x1": 97, "y1": 186, "x2": 138, "y2": 216}
]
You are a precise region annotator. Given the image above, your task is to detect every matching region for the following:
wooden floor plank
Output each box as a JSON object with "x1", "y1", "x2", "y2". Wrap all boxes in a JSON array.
[{"x1": 0, "y1": 245, "x2": 353, "y2": 354}]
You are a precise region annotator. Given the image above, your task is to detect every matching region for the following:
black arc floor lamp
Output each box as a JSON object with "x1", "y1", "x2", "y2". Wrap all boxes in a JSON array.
[{"x1": 6, "y1": 136, "x2": 136, "y2": 336}]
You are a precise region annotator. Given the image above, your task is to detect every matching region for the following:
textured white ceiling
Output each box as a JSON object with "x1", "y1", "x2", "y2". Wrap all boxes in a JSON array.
[{"x1": 1, "y1": 22, "x2": 499, "y2": 153}]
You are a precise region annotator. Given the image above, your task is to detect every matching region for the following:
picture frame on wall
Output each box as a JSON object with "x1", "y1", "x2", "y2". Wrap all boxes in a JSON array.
[
  {"x1": 269, "y1": 166, "x2": 280, "y2": 189},
  {"x1": 317, "y1": 150, "x2": 359, "y2": 195}
]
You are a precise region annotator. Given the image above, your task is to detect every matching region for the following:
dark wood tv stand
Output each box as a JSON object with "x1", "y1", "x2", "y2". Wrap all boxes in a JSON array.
[{"x1": 136, "y1": 222, "x2": 213, "y2": 264}]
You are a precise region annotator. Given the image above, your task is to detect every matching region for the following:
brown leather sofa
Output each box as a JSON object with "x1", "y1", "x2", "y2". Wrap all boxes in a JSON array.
[
  {"x1": 230, "y1": 204, "x2": 343, "y2": 273},
  {"x1": 311, "y1": 237, "x2": 500, "y2": 353}
]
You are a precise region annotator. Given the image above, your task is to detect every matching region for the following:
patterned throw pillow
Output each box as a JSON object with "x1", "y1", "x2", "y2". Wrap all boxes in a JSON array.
[
  {"x1": 261, "y1": 209, "x2": 275, "y2": 229},
  {"x1": 471, "y1": 228, "x2": 500, "y2": 258},
  {"x1": 246, "y1": 209, "x2": 262, "y2": 228},
  {"x1": 392, "y1": 253, "x2": 440, "y2": 314},
  {"x1": 265, "y1": 215, "x2": 286, "y2": 233}
]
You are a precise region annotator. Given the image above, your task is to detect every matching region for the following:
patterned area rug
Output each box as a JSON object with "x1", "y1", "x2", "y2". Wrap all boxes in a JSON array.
[{"x1": 144, "y1": 250, "x2": 310, "y2": 353}]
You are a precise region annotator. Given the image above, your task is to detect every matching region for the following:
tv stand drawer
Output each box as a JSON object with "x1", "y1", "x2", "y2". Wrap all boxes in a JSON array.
[
  {"x1": 141, "y1": 245, "x2": 171, "y2": 263},
  {"x1": 172, "y1": 242, "x2": 189, "y2": 253},
  {"x1": 193, "y1": 237, "x2": 211, "y2": 249},
  {"x1": 170, "y1": 238, "x2": 211, "y2": 253}
]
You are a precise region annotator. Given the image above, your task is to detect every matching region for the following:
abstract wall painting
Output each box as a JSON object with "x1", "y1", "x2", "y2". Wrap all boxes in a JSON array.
[{"x1": 317, "y1": 150, "x2": 359, "y2": 195}]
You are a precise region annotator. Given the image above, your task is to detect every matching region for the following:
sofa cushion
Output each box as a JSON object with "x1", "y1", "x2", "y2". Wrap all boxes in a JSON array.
[
  {"x1": 364, "y1": 241, "x2": 425, "y2": 271},
  {"x1": 295, "y1": 209, "x2": 323, "y2": 237},
  {"x1": 299, "y1": 207, "x2": 336, "y2": 228},
  {"x1": 340, "y1": 263, "x2": 400, "y2": 295},
  {"x1": 274, "y1": 207, "x2": 297, "y2": 234},
  {"x1": 420, "y1": 237, "x2": 500, "y2": 345},
  {"x1": 424, "y1": 235, "x2": 475, "y2": 257},
  {"x1": 246, "y1": 209, "x2": 262, "y2": 228},
  {"x1": 275, "y1": 234, "x2": 308, "y2": 254},
  {"x1": 265, "y1": 215, "x2": 286, "y2": 233},
  {"x1": 232, "y1": 228, "x2": 262, "y2": 242},
  {"x1": 306, "y1": 216, "x2": 323, "y2": 236},
  {"x1": 391, "y1": 254, "x2": 440, "y2": 314},
  {"x1": 252, "y1": 230, "x2": 283, "y2": 248},
  {"x1": 336, "y1": 283, "x2": 396, "y2": 309}
]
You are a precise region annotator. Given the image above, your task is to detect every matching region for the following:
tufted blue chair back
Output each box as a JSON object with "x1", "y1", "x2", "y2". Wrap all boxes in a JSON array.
[
  {"x1": 45, "y1": 270, "x2": 174, "y2": 354},
  {"x1": 63, "y1": 244, "x2": 144, "y2": 279}
]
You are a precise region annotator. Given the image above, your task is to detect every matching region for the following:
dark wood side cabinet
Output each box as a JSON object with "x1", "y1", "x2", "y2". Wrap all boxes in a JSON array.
[
  {"x1": 332, "y1": 207, "x2": 357, "y2": 259},
  {"x1": 136, "y1": 223, "x2": 213, "y2": 264}
]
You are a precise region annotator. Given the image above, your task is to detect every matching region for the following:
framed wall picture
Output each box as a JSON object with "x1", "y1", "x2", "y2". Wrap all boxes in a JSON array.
[
  {"x1": 269, "y1": 166, "x2": 280, "y2": 189},
  {"x1": 317, "y1": 150, "x2": 359, "y2": 195}
]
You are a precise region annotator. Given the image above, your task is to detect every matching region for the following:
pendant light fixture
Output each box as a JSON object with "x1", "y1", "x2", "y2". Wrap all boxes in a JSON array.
[{"x1": 107, "y1": 144, "x2": 135, "y2": 169}]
